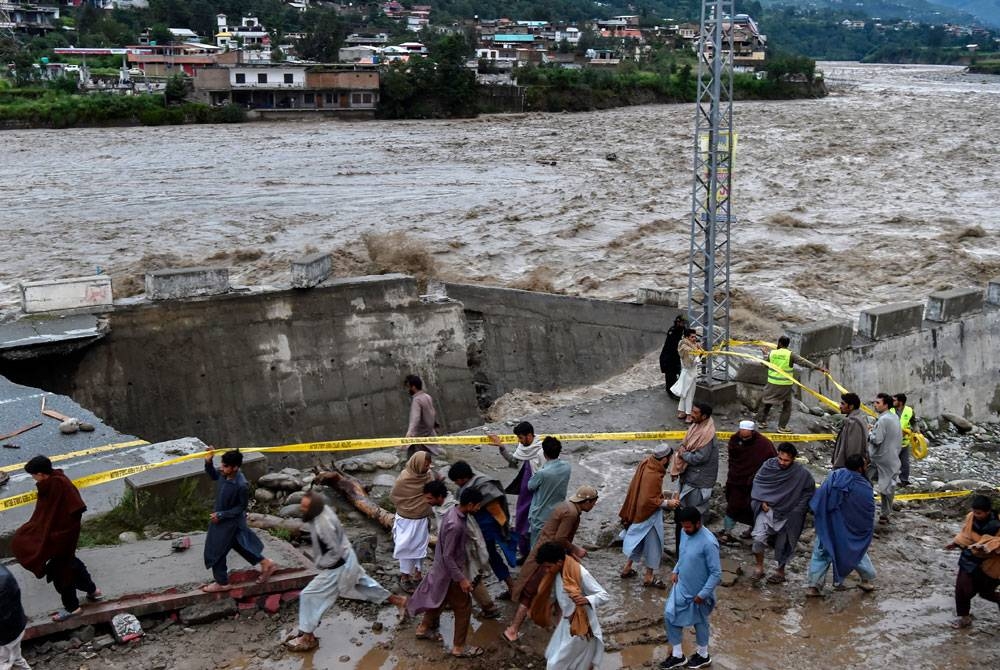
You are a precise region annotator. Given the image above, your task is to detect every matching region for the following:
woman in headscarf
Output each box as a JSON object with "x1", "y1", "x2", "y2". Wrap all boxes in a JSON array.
[
  {"x1": 391, "y1": 451, "x2": 435, "y2": 593},
  {"x1": 670, "y1": 329, "x2": 701, "y2": 422}
]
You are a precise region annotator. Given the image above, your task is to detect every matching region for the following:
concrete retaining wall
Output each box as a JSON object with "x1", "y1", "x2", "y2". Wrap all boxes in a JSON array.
[
  {"x1": 444, "y1": 283, "x2": 679, "y2": 407},
  {"x1": 1, "y1": 275, "x2": 480, "y2": 464}
]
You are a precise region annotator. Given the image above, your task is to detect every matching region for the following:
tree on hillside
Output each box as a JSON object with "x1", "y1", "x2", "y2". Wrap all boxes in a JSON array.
[{"x1": 296, "y1": 10, "x2": 343, "y2": 62}]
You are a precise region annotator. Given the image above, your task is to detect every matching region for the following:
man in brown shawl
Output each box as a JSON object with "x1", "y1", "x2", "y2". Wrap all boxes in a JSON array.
[
  {"x1": 501, "y1": 485, "x2": 599, "y2": 643},
  {"x1": 12, "y1": 456, "x2": 102, "y2": 622},
  {"x1": 722, "y1": 420, "x2": 776, "y2": 543},
  {"x1": 619, "y1": 445, "x2": 677, "y2": 588},
  {"x1": 390, "y1": 451, "x2": 436, "y2": 592},
  {"x1": 945, "y1": 494, "x2": 1000, "y2": 629}
]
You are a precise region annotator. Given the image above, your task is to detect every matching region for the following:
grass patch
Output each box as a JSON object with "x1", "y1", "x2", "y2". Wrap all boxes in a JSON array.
[{"x1": 78, "y1": 479, "x2": 212, "y2": 547}]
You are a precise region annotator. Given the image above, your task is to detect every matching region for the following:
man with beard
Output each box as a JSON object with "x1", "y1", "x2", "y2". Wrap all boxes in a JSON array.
[
  {"x1": 945, "y1": 495, "x2": 1000, "y2": 629},
  {"x1": 488, "y1": 421, "x2": 544, "y2": 560},
  {"x1": 660, "y1": 507, "x2": 721, "y2": 669},
  {"x1": 721, "y1": 420, "x2": 776, "y2": 544},
  {"x1": 670, "y1": 402, "x2": 719, "y2": 555},
  {"x1": 660, "y1": 315, "x2": 687, "y2": 397},
  {"x1": 12, "y1": 455, "x2": 102, "y2": 623},
  {"x1": 284, "y1": 491, "x2": 407, "y2": 652},
  {"x1": 619, "y1": 445, "x2": 676, "y2": 589},
  {"x1": 832, "y1": 392, "x2": 868, "y2": 469},
  {"x1": 750, "y1": 443, "x2": 816, "y2": 584}
]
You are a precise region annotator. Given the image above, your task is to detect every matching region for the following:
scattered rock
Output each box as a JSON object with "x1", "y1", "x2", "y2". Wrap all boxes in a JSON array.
[
  {"x1": 79, "y1": 422, "x2": 95, "y2": 432},
  {"x1": 76, "y1": 625, "x2": 96, "y2": 643},
  {"x1": 118, "y1": 531, "x2": 140, "y2": 544},
  {"x1": 720, "y1": 571, "x2": 738, "y2": 587},
  {"x1": 720, "y1": 557, "x2": 742, "y2": 575},
  {"x1": 372, "y1": 621, "x2": 384, "y2": 633},
  {"x1": 371, "y1": 474, "x2": 397, "y2": 488},
  {"x1": 808, "y1": 405, "x2": 828, "y2": 417},
  {"x1": 59, "y1": 418, "x2": 80, "y2": 434},
  {"x1": 179, "y1": 599, "x2": 238, "y2": 626},
  {"x1": 353, "y1": 533, "x2": 378, "y2": 564},
  {"x1": 605, "y1": 152, "x2": 618, "y2": 161},
  {"x1": 336, "y1": 452, "x2": 399, "y2": 473},
  {"x1": 90, "y1": 636, "x2": 114, "y2": 651},
  {"x1": 941, "y1": 413, "x2": 973, "y2": 433},
  {"x1": 284, "y1": 491, "x2": 305, "y2": 506},
  {"x1": 943, "y1": 479, "x2": 995, "y2": 491},
  {"x1": 279, "y1": 467, "x2": 302, "y2": 477},
  {"x1": 254, "y1": 488, "x2": 275, "y2": 503},
  {"x1": 278, "y1": 504, "x2": 304, "y2": 519},
  {"x1": 52, "y1": 641, "x2": 71, "y2": 652},
  {"x1": 258, "y1": 473, "x2": 305, "y2": 491}
]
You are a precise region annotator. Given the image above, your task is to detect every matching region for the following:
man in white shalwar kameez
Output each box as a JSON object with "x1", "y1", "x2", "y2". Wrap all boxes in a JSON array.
[
  {"x1": 532, "y1": 542, "x2": 609, "y2": 670},
  {"x1": 284, "y1": 492, "x2": 407, "y2": 652}
]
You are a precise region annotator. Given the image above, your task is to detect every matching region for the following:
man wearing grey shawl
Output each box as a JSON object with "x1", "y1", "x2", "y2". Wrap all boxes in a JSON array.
[
  {"x1": 868, "y1": 393, "x2": 902, "y2": 524},
  {"x1": 750, "y1": 443, "x2": 816, "y2": 584},
  {"x1": 284, "y1": 492, "x2": 407, "y2": 653}
]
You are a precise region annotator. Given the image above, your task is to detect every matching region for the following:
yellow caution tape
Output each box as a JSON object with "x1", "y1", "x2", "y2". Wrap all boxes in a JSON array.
[
  {"x1": 701, "y1": 344, "x2": 930, "y2": 461},
  {"x1": 1, "y1": 439, "x2": 150, "y2": 474},
  {"x1": 0, "y1": 429, "x2": 837, "y2": 513}
]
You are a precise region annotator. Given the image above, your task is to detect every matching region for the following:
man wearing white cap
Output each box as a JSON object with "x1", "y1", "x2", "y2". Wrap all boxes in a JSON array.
[{"x1": 722, "y1": 420, "x2": 776, "y2": 543}]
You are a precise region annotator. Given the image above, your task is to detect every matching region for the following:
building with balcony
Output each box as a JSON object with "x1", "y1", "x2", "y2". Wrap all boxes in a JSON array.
[{"x1": 191, "y1": 64, "x2": 380, "y2": 115}]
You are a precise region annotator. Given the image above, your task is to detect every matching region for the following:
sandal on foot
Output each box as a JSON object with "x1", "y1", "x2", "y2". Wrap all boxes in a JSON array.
[
  {"x1": 766, "y1": 573, "x2": 786, "y2": 584},
  {"x1": 416, "y1": 629, "x2": 443, "y2": 642},
  {"x1": 479, "y1": 607, "x2": 503, "y2": 620},
  {"x1": 86, "y1": 589, "x2": 104, "y2": 602},
  {"x1": 452, "y1": 646, "x2": 485, "y2": 658},
  {"x1": 751, "y1": 571, "x2": 766, "y2": 582},
  {"x1": 500, "y1": 630, "x2": 522, "y2": 644},
  {"x1": 620, "y1": 568, "x2": 638, "y2": 579},
  {"x1": 284, "y1": 635, "x2": 319, "y2": 652},
  {"x1": 51, "y1": 608, "x2": 81, "y2": 623},
  {"x1": 951, "y1": 616, "x2": 972, "y2": 629},
  {"x1": 643, "y1": 577, "x2": 668, "y2": 589}
]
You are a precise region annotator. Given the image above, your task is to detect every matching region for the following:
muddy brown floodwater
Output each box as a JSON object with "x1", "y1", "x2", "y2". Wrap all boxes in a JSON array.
[{"x1": 2, "y1": 63, "x2": 1000, "y2": 334}]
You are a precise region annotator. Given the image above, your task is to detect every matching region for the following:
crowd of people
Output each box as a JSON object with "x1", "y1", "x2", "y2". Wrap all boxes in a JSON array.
[{"x1": 1, "y1": 364, "x2": 999, "y2": 670}]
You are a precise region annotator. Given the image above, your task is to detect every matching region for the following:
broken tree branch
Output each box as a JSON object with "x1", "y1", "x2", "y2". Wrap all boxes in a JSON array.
[{"x1": 313, "y1": 466, "x2": 395, "y2": 533}]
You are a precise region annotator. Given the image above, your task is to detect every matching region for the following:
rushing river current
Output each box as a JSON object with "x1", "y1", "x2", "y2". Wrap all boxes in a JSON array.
[{"x1": 2, "y1": 62, "x2": 999, "y2": 328}]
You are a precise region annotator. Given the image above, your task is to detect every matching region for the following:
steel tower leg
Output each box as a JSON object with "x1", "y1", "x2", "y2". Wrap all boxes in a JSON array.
[{"x1": 688, "y1": 0, "x2": 735, "y2": 384}]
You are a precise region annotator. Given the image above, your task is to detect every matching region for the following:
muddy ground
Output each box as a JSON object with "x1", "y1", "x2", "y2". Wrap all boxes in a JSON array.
[{"x1": 23, "y1": 383, "x2": 1000, "y2": 670}]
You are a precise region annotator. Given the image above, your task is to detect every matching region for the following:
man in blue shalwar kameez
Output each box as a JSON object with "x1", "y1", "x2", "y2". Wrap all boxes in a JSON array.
[
  {"x1": 202, "y1": 449, "x2": 276, "y2": 592},
  {"x1": 661, "y1": 507, "x2": 721, "y2": 669}
]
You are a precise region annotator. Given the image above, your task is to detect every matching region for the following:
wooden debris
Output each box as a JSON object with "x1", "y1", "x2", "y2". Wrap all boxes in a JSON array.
[
  {"x1": 0, "y1": 421, "x2": 42, "y2": 442},
  {"x1": 42, "y1": 409, "x2": 70, "y2": 422},
  {"x1": 314, "y1": 466, "x2": 395, "y2": 533}
]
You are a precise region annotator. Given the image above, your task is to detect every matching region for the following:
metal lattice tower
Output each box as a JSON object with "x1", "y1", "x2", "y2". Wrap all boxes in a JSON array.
[{"x1": 687, "y1": 0, "x2": 735, "y2": 384}]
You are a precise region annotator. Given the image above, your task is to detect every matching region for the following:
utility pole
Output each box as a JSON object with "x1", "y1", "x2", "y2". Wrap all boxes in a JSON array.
[{"x1": 687, "y1": 0, "x2": 735, "y2": 385}]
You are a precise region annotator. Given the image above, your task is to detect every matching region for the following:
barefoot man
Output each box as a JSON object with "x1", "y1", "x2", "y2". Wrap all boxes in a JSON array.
[{"x1": 202, "y1": 449, "x2": 275, "y2": 592}]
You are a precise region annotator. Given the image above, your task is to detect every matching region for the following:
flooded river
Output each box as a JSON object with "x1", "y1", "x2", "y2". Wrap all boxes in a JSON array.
[{"x1": 2, "y1": 63, "x2": 1000, "y2": 331}]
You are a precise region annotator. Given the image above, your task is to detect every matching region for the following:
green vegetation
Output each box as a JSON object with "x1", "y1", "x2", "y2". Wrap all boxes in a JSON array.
[
  {"x1": 378, "y1": 33, "x2": 479, "y2": 119},
  {"x1": 513, "y1": 54, "x2": 823, "y2": 113},
  {"x1": 79, "y1": 479, "x2": 211, "y2": 547},
  {"x1": 968, "y1": 59, "x2": 1000, "y2": 74},
  {"x1": 0, "y1": 90, "x2": 245, "y2": 128}
]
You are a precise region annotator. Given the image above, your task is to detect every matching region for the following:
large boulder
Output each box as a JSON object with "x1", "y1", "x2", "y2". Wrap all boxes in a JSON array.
[{"x1": 258, "y1": 472, "x2": 305, "y2": 491}]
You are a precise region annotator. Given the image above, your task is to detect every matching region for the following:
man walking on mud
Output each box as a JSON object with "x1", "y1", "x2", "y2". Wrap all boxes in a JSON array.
[
  {"x1": 202, "y1": 449, "x2": 276, "y2": 592},
  {"x1": 750, "y1": 443, "x2": 815, "y2": 584},
  {"x1": 721, "y1": 420, "x2": 775, "y2": 544},
  {"x1": 755, "y1": 336, "x2": 827, "y2": 433},
  {"x1": 12, "y1": 455, "x2": 102, "y2": 623},
  {"x1": 619, "y1": 444, "x2": 676, "y2": 589},
  {"x1": 285, "y1": 491, "x2": 407, "y2": 652}
]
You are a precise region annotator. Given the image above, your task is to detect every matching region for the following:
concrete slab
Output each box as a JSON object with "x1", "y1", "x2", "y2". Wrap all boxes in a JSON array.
[
  {"x1": 858, "y1": 301, "x2": 924, "y2": 340},
  {"x1": 0, "y1": 314, "x2": 108, "y2": 357},
  {"x1": 145, "y1": 267, "x2": 230, "y2": 301},
  {"x1": 125, "y1": 443, "x2": 267, "y2": 513},
  {"x1": 694, "y1": 381, "x2": 738, "y2": 406},
  {"x1": 787, "y1": 319, "x2": 852, "y2": 358},
  {"x1": 987, "y1": 278, "x2": 1000, "y2": 306},
  {"x1": 5, "y1": 530, "x2": 315, "y2": 640},
  {"x1": 925, "y1": 287, "x2": 984, "y2": 322},
  {"x1": 634, "y1": 287, "x2": 680, "y2": 308},
  {"x1": 19, "y1": 275, "x2": 113, "y2": 314},
  {"x1": 290, "y1": 253, "x2": 332, "y2": 289}
]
